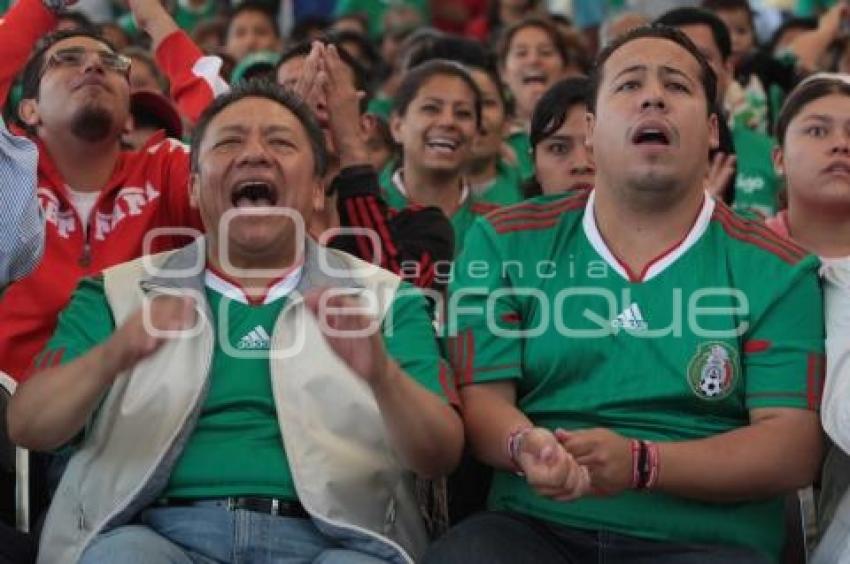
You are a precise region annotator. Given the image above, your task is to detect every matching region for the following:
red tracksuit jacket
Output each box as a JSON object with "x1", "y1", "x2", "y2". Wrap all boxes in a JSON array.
[{"x1": 0, "y1": 0, "x2": 222, "y2": 380}]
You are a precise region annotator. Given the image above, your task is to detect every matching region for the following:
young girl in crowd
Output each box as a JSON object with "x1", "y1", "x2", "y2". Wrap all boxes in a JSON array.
[
  {"x1": 407, "y1": 36, "x2": 525, "y2": 206},
  {"x1": 523, "y1": 76, "x2": 594, "y2": 197},
  {"x1": 765, "y1": 74, "x2": 850, "y2": 563},
  {"x1": 382, "y1": 60, "x2": 498, "y2": 256},
  {"x1": 498, "y1": 17, "x2": 574, "y2": 179}
]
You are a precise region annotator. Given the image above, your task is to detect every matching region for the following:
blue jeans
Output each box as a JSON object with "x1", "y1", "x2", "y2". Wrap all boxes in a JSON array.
[
  {"x1": 424, "y1": 511, "x2": 772, "y2": 564},
  {"x1": 79, "y1": 501, "x2": 393, "y2": 564}
]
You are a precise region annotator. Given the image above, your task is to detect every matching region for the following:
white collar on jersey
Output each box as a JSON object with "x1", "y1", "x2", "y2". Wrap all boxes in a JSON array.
[
  {"x1": 392, "y1": 169, "x2": 470, "y2": 207},
  {"x1": 205, "y1": 265, "x2": 302, "y2": 306},
  {"x1": 582, "y1": 189, "x2": 715, "y2": 283}
]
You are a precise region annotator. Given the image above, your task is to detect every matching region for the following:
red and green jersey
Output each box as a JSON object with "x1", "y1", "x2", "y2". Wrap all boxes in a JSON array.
[
  {"x1": 380, "y1": 168, "x2": 499, "y2": 257},
  {"x1": 447, "y1": 189, "x2": 824, "y2": 560},
  {"x1": 40, "y1": 264, "x2": 456, "y2": 500},
  {"x1": 732, "y1": 124, "x2": 781, "y2": 218}
]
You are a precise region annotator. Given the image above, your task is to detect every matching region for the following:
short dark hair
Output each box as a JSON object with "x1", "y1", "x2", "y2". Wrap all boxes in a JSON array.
[
  {"x1": 497, "y1": 16, "x2": 570, "y2": 69},
  {"x1": 701, "y1": 0, "x2": 754, "y2": 22},
  {"x1": 587, "y1": 24, "x2": 718, "y2": 116},
  {"x1": 767, "y1": 17, "x2": 817, "y2": 54},
  {"x1": 226, "y1": 1, "x2": 280, "y2": 39},
  {"x1": 775, "y1": 74, "x2": 850, "y2": 146},
  {"x1": 392, "y1": 59, "x2": 483, "y2": 130},
  {"x1": 656, "y1": 7, "x2": 732, "y2": 61},
  {"x1": 20, "y1": 29, "x2": 118, "y2": 101},
  {"x1": 406, "y1": 36, "x2": 510, "y2": 114},
  {"x1": 190, "y1": 79, "x2": 327, "y2": 177},
  {"x1": 530, "y1": 77, "x2": 589, "y2": 151},
  {"x1": 275, "y1": 38, "x2": 371, "y2": 111}
]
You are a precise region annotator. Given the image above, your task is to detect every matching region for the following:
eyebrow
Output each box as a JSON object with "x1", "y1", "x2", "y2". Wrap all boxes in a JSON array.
[
  {"x1": 801, "y1": 114, "x2": 833, "y2": 123},
  {"x1": 612, "y1": 64, "x2": 697, "y2": 85}
]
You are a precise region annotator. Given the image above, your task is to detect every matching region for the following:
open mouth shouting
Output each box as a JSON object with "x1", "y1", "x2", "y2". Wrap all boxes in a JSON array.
[
  {"x1": 231, "y1": 180, "x2": 279, "y2": 208},
  {"x1": 631, "y1": 121, "x2": 674, "y2": 149}
]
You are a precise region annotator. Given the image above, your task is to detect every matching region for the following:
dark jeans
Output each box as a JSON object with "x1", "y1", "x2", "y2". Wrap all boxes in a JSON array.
[{"x1": 424, "y1": 511, "x2": 772, "y2": 564}]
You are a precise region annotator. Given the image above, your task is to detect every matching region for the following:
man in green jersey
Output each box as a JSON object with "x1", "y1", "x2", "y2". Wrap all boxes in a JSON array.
[
  {"x1": 8, "y1": 80, "x2": 463, "y2": 564},
  {"x1": 426, "y1": 24, "x2": 824, "y2": 564}
]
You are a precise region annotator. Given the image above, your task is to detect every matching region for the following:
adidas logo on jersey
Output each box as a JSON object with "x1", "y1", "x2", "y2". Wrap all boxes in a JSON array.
[
  {"x1": 612, "y1": 303, "x2": 648, "y2": 332},
  {"x1": 237, "y1": 326, "x2": 271, "y2": 350}
]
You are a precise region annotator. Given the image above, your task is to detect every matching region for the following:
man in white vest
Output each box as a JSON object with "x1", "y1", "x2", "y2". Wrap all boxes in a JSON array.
[{"x1": 7, "y1": 79, "x2": 464, "y2": 564}]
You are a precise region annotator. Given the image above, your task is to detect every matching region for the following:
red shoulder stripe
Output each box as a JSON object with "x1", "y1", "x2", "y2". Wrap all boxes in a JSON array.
[
  {"x1": 491, "y1": 197, "x2": 587, "y2": 228},
  {"x1": 470, "y1": 202, "x2": 501, "y2": 215},
  {"x1": 714, "y1": 205, "x2": 807, "y2": 260},
  {"x1": 715, "y1": 204, "x2": 807, "y2": 257},
  {"x1": 713, "y1": 212, "x2": 804, "y2": 265},
  {"x1": 487, "y1": 191, "x2": 589, "y2": 222},
  {"x1": 494, "y1": 220, "x2": 560, "y2": 234}
]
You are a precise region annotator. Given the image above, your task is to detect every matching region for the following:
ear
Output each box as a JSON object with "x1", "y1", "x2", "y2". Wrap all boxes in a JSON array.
[
  {"x1": 124, "y1": 113, "x2": 135, "y2": 136},
  {"x1": 189, "y1": 173, "x2": 201, "y2": 209},
  {"x1": 18, "y1": 98, "x2": 41, "y2": 129},
  {"x1": 389, "y1": 112, "x2": 404, "y2": 145},
  {"x1": 772, "y1": 145, "x2": 785, "y2": 177},
  {"x1": 708, "y1": 112, "x2": 720, "y2": 152},
  {"x1": 360, "y1": 113, "x2": 376, "y2": 137},
  {"x1": 585, "y1": 110, "x2": 596, "y2": 157}
]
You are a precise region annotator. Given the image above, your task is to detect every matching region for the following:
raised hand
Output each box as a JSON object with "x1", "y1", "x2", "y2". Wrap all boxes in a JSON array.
[
  {"x1": 303, "y1": 287, "x2": 391, "y2": 386},
  {"x1": 102, "y1": 294, "x2": 196, "y2": 376}
]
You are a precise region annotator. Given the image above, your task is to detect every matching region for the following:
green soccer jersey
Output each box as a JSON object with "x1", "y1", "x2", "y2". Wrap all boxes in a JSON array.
[
  {"x1": 471, "y1": 160, "x2": 525, "y2": 207},
  {"x1": 41, "y1": 262, "x2": 455, "y2": 500},
  {"x1": 447, "y1": 190, "x2": 824, "y2": 560},
  {"x1": 732, "y1": 124, "x2": 781, "y2": 218},
  {"x1": 380, "y1": 167, "x2": 500, "y2": 257},
  {"x1": 506, "y1": 130, "x2": 534, "y2": 181}
]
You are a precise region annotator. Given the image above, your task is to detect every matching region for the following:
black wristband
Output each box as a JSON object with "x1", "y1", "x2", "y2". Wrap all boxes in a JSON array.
[{"x1": 636, "y1": 440, "x2": 649, "y2": 489}]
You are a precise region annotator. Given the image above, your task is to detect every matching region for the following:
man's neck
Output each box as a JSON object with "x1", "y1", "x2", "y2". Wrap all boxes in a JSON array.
[
  {"x1": 592, "y1": 181, "x2": 705, "y2": 278},
  {"x1": 787, "y1": 203, "x2": 850, "y2": 259},
  {"x1": 206, "y1": 244, "x2": 300, "y2": 301},
  {"x1": 42, "y1": 133, "x2": 121, "y2": 192},
  {"x1": 401, "y1": 163, "x2": 463, "y2": 217}
]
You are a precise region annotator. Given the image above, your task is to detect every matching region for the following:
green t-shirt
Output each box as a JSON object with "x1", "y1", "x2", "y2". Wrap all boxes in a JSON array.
[
  {"x1": 472, "y1": 160, "x2": 525, "y2": 207},
  {"x1": 506, "y1": 131, "x2": 534, "y2": 181},
  {"x1": 448, "y1": 190, "x2": 824, "y2": 561},
  {"x1": 732, "y1": 124, "x2": 780, "y2": 218},
  {"x1": 42, "y1": 266, "x2": 454, "y2": 500},
  {"x1": 380, "y1": 167, "x2": 500, "y2": 257}
]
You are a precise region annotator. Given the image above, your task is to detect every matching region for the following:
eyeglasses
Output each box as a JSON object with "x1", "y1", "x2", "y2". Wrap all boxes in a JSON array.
[{"x1": 41, "y1": 47, "x2": 132, "y2": 78}]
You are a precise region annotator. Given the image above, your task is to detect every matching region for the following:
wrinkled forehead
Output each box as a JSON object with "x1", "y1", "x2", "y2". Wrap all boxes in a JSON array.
[
  {"x1": 601, "y1": 37, "x2": 702, "y2": 84},
  {"x1": 203, "y1": 96, "x2": 309, "y2": 144},
  {"x1": 45, "y1": 36, "x2": 114, "y2": 59}
]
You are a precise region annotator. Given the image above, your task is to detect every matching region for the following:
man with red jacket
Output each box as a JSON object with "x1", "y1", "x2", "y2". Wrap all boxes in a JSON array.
[{"x1": 0, "y1": 0, "x2": 227, "y2": 380}]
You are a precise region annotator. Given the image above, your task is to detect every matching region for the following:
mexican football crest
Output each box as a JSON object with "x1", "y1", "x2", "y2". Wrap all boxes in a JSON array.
[{"x1": 687, "y1": 342, "x2": 739, "y2": 400}]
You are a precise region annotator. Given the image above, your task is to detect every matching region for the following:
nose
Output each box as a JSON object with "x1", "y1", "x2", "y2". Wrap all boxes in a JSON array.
[
  {"x1": 832, "y1": 129, "x2": 850, "y2": 156},
  {"x1": 435, "y1": 106, "x2": 458, "y2": 129},
  {"x1": 570, "y1": 143, "x2": 595, "y2": 176},
  {"x1": 640, "y1": 80, "x2": 666, "y2": 112},
  {"x1": 81, "y1": 51, "x2": 107, "y2": 74},
  {"x1": 236, "y1": 133, "x2": 273, "y2": 166}
]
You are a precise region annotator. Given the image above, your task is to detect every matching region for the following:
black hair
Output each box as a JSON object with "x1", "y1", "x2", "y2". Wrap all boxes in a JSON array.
[
  {"x1": 275, "y1": 38, "x2": 371, "y2": 112},
  {"x1": 405, "y1": 35, "x2": 511, "y2": 114},
  {"x1": 588, "y1": 24, "x2": 718, "y2": 116},
  {"x1": 486, "y1": 0, "x2": 539, "y2": 32},
  {"x1": 530, "y1": 77, "x2": 589, "y2": 150},
  {"x1": 190, "y1": 79, "x2": 327, "y2": 177},
  {"x1": 20, "y1": 29, "x2": 119, "y2": 101},
  {"x1": 289, "y1": 16, "x2": 330, "y2": 43},
  {"x1": 701, "y1": 0, "x2": 755, "y2": 23},
  {"x1": 523, "y1": 77, "x2": 589, "y2": 198},
  {"x1": 392, "y1": 59, "x2": 483, "y2": 130},
  {"x1": 324, "y1": 29, "x2": 381, "y2": 73},
  {"x1": 775, "y1": 74, "x2": 850, "y2": 146},
  {"x1": 656, "y1": 7, "x2": 732, "y2": 61},
  {"x1": 767, "y1": 17, "x2": 817, "y2": 54},
  {"x1": 226, "y1": 1, "x2": 280, "y2": 39},
  {"x1": 498, "y1": 16, "x2": 571, "y2": 69}
]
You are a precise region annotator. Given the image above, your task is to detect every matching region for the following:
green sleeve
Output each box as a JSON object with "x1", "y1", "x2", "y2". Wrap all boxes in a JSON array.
[
  {"x1": 745, "y1": 258, "x2": 825, "y2": 410},
  {"x1": 34, "y1": 276, "x2": 116, "y2": 370},
  {"x1": 383, "y1": 281, "x2": 457, "y2": 405},
  {"x1": 446, "y1": 219, "x2": 523, "y2": 387}
]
